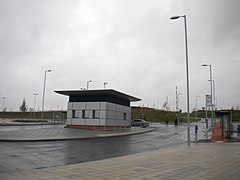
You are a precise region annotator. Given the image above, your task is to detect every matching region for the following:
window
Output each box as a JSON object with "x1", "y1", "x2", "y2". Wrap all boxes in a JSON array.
[
  {"x1": 72, "y1": 110, "x2": 76, "y2": 118},
  {"x1": 124, "y1": 113, "x2": 127, "y2": 120},
  {"x1": 92, "y1": 110, "x2": 96, "y2": 118},
  {"x1": 82, "y1": 110, "x2": 85, "y2": 118}
]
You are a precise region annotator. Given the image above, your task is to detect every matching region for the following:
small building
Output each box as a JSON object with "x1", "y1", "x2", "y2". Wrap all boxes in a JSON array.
[{"x1": 55, "y1": 89, "x2": 141, "y2": 130}]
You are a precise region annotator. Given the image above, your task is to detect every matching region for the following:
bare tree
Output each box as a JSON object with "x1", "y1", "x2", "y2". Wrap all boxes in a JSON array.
[{"x1": 19, "y1": 98, "x2": 27, "y2": 112}]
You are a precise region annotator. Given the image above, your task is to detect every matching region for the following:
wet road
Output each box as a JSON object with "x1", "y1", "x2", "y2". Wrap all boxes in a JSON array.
[{"x1": 0, "y1": 123, "x2": 205, "y2": 173}]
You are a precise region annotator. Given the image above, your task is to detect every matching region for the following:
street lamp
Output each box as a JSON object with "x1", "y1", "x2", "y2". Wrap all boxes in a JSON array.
[
  {"x1": 202, "y1": 64, "x2": 214, "y2": 129},
  {"x1": 209, "y1": 79, "x2": 216, "y2": 110},
  {"x1": 175, "y1": 86, "x2": 181, "y2": 111},
  {"x1": 177, "y1": 93, "x2": 181, "y2": 111},
  {"x1": 41, "y1": 69, "x2": 51, "y2": 124},
  {"x1": 2, "y1": 97, "x2": 6, "y2": 119},
  {"x1": 195, "y1": 96, "x2": 200, "y2": 118},
  {"x1": 195, "y1": 96, "x2": 200, "y2": 111},
  {"x1": 2, "y1": 97, "x2": 6, "y2": 112},
  {"x1": 213, "y1": 80, "x2": 216, "y2": 110},
  {"x1": 33, "y1": 93, "x2": 38, "y2": 111},
  {"x1": 170, "y1": 15, "x2": 191, "y2": 145},
  {"x1": 104, "y1": 82, "x2": 108, "y2": 89},
  {"x1": 176, "y1": 89, "x2": 181, "y2": 124},
  {"x1": 33, "y1": 93, "x2": 38, "y2": 119},
  {"x1": 87, "y1": 80, "x2": 92, "y2": 90}
]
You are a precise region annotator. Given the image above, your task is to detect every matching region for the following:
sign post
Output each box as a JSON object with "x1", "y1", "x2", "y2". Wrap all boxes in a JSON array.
[{"x1": 205, "y1": 95, "x2": 212, "y2": 141}]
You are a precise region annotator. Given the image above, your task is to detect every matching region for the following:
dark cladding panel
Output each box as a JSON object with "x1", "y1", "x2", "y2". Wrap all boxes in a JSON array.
[
  {"x1": 69, "y1": 95, "x2": 130, "y2": 106},
  {"x1": 56, "y1": 89, "x2": 140, "y2": 106}
]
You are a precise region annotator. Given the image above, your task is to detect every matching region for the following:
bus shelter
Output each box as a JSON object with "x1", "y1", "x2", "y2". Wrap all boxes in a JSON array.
[{"x1": 215, "y1": 110, "x2": 233, "y2": 140}]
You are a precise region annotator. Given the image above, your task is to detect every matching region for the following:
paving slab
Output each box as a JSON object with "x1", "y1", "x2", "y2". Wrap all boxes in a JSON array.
[{"x1": 0, "y1": 143, "x2": 240, "y2": 179}]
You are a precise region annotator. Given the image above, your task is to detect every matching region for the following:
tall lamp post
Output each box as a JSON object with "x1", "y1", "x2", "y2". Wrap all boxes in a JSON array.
[
  {"x1": 176, "y1": 86, "x2": 181, "y2": 111},
  {"x1": 213, "y1": 80, "x2": 216, "y2": 110},
  {"x1": 33, "y1": 93, "x2": 38, "y2": 111},
  {"x1": 195, "y1": 96, "x2": 200, "y2": 118},
  {"x1": 202, "y1": 64, "x2": 213, "y2": 129},
  {"x1": 2, "y1": 97, "x2": 6, "y2": 112},
  {"x1": 33, "y1": 93, "x2": 38, "y2": 119},
  {"x1": 104, "y1": 82, "x2": 108, "y2": 89},
  {"x1": 87, "y1": 80, "x2": 92, "y2": 90},
  {"x1": 170, "y1": 15, "x2": 191, "y2": 145},
  {"x1": 176, "y1": 86, "x2": 181, "y2": 124},
  {"x1": 209, "y1": 79, "x2": 216, "y2": 110},
  {"x1": 41, "y1": 69, "x2": 51, "y2": 124},
  {"x1": 177, "y1": 93, "x2": 181, "y2": 111},
  {"x1": 2, "y1": 97, "x2": 6, "y2": 118}
]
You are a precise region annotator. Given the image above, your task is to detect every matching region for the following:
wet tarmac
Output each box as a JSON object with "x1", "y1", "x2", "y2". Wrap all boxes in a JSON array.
[{"x1": 0, "y1": 123, "x2": 206, "y2": 173}]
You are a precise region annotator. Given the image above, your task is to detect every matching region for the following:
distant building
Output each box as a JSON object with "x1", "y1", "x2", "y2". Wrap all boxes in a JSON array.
[{"x1": 55, "y1": 89, "x2": 141, "y2": 130}]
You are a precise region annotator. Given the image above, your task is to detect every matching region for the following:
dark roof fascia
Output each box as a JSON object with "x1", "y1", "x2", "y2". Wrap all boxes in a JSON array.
[{"x1": 54, "y1": 89, "x2": 141, "y2": 102}]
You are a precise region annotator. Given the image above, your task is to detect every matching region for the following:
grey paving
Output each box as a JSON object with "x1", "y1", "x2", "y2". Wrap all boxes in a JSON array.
[
  {"x1": 0, "y1": 123, "x2": 239, "y2": 179},
  {"x1": 0, "y1": 125, "x2": 154, "y2": 141},
  {"x1": 1, "y1": 142, "x2": 240, "y2": 179}
]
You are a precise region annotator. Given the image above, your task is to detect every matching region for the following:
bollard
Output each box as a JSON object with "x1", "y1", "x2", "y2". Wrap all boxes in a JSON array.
[
  {"x1": 195, "y1": 125, "x2": 198, "y2": 143},
  {"x1": 205, "y1": 119, "x2": 208, "y2": 141},
  {"x1": 237, "y1": 124, "x2": 240, "y2": 137}
]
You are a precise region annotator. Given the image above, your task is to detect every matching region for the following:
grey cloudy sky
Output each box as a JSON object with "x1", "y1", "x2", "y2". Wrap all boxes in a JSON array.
[{"x1": 0, "y1": 0, "x2": 240, "y2": 112}]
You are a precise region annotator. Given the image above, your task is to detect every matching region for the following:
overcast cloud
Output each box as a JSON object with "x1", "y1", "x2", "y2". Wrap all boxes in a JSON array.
[{"x1": 0, "y1": 0, "x2": 240, "y2": 112}]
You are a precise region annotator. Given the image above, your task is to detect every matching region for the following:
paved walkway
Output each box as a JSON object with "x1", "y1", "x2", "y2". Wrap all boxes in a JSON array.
[
  {"x1": 1, "y1": 142, "x2": 240, "y2": 180},
  {"x1": 1, "y1": 123, "x2": 240, "y2": 179},
  {"x1": 0, "y1": 125, "x2": 154, "y2": 141}
]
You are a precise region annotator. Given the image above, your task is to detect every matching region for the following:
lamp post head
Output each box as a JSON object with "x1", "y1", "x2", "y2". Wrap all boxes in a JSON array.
[
  {"x1": 208, "y1": 80, "x2": 215, "y2": 83},
  {"x1": 202, "y1": 64, "x2": 208, "y2": 67},
  {"x1": 170, "y1": 16, "x2": 180, "y2": 20}
]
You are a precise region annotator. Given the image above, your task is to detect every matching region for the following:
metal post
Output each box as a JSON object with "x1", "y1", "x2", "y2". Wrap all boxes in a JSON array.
[
  {"x1": 2, "y1": 97, "x2": 6, "y2": 112},
  {"x1": 33, "y1": 93, "x2": 38, "y2": 119},
  {"x1": 213, "y1": 80, "x2": 216, "y2": 109},
  {"x1": 195, "y1": 125, "x2": 198, "y2": 143},
  {"x1": 195, "y1": 96, "x2": 199, "y2": 118},
  {"x1": 205, "y1": 96, "x2": 208, "y2": 141},
  {"x1": 177, "y1": 93, "x2": 181, "y2": 111},
  {"x1": 183, "y1": 15, "x2": 191, "y2": 146},
  {"x1": 104, "y1": 82, "x2": 108, "y2": 89},
  {"x1": 2, "y1": 97, "x2": 6, "y2": 118},
  {"x1": 202, "y1": 64, "x2": 214, "y2": 134},
  {"x1": 87, "y1": 80, "x2": 92, "y2": 90},
  {"x1": 209, "y1": 65, "x2": 214, "y2": 131},
  {"x1": 41, "y1": 70, "x2": 51, "y2": 125},
  {"x1": 170, "y1": 15, "x2": 191, "y2": 145},
  {"x1": 213, "y1": 80, "x2": 216, "y2": 120},
  {"x1": 176, "y1": 86, "x2": 178, "y2": 111}
]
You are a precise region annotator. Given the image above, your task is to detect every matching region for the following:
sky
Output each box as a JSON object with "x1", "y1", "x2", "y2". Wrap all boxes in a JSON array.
[{"x1": 0, "y1": 0, "x2": 240, "y2": 112}]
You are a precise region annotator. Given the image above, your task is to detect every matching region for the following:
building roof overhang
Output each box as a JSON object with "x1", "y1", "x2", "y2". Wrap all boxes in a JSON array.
[{"x1": 54, "y1": 89, "x2": 141, "y2": 102}]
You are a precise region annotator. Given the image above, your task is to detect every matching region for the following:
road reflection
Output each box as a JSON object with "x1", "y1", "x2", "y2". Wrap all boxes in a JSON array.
[{"x1": 0, "y1": 123, "x2": 206, "y2": 172}]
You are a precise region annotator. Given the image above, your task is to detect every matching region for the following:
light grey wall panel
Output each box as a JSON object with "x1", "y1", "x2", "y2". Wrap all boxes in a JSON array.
[
  {"x1": 86, "y1": 102, "x2": 100, "y2": 110},
  {"x1": 67, "y1": 102, "x2": 73, "y2": 110},
  {"x1": 100, "y1": 102, "x2": 107, "y2": 110},
  {"x1": 116, "y1": 104, "x2": 124, "y2": 112},
  {"x1": 107, "y1": 102, "x2": 116, "y2": 111},
  {"x1": 72, "y1": 102, "x2": 85, "y2": 109}
]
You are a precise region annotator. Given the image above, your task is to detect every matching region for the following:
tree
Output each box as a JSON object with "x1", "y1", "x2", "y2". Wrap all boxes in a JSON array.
[{"x1": 19, "y1": 98, "x2": 27, "y2": 112}]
